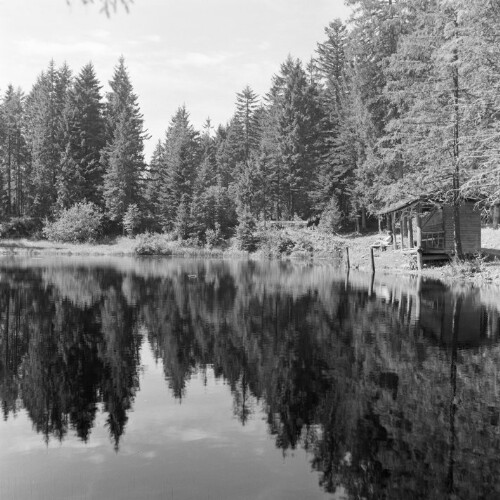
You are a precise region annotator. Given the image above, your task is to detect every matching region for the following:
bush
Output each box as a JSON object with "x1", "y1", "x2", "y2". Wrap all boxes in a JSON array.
[
  {"x1": 0, "y1": 217, "x2": 40, "y2": 238},
  {"x1": 134, "y1": 233, "x2": 171, "y2": 255},
  {"x1": 259, "y1": 231, "x2": 296, "y2": 258},
  {"x1": 205, "y1": 223, "x2": 224, "y2": 249},
  {"x1": 43, "y1": 202, "x2": 103, "y2": 243}
]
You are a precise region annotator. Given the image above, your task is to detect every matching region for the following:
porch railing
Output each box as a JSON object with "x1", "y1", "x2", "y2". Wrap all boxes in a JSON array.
[{"x1": 421, "y1": 231, "x2": 445, "y2": 250}]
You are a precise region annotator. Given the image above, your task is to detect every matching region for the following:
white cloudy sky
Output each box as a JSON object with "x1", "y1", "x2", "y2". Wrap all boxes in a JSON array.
[{"x1": 0, "y1": 0, "x2": 351, "y2": 159}]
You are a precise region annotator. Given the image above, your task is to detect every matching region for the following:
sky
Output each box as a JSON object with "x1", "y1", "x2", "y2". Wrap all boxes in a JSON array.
[{"x1": 0, "y1": 0, "x2": 352, "y2": 159}]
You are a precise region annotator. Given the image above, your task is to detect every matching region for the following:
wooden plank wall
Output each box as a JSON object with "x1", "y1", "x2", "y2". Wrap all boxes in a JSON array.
[
  {"x1": 443, "y1": 203, "x2": 481, "y2": 254},
  {"x1": 460, "y1": 202, "x2": 481, "y2": 253}
]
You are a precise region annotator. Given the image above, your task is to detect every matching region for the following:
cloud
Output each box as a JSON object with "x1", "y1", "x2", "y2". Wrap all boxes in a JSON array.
[
  {"x1": 15, "y1": 38, "x2": 117, "y2": 58},
  {"x1": 167, "y1": 52, "x2": 231, "y2": 69}
]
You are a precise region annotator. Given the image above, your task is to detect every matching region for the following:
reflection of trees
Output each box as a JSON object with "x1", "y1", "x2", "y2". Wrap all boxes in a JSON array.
[
  {"x1": 1, "y1": 260, "x2": 500, "y2": 498},
  {"x1": 0, "y1": 266, "x2": 142, "y2": 449},
  {"x1": 137, "y1": 263, "x2": 500, "y2": 499}
]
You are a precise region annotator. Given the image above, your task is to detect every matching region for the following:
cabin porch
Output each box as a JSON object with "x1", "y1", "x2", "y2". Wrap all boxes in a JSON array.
[{"x1": 378, "y1": 196, "x2": 481, "y2": 269}]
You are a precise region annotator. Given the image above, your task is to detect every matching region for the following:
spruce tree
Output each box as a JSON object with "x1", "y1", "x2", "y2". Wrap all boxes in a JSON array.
[
  {"x1": 57, "y1": 63, "x2": 105, "y2": 209},
  {"x1": 235, "y1": 86, "x2": 261, "y2": 165},
  {"x1": 0, "y1": 85, "x2": 27, "y2": 216},
  {"x1": 157, "y1": 106, "x2": 200, "y2": 230},
  {"x1": 102, "y1": 57, "x2": 146, "y2": 225},
  {"x1": 23, "y1": 61, "x2": 72, "y2": 219},
  {"x1": 266, "y1": 56, "x2": 322, "y2": 219},
  {"x1": 313, "y1": 20, "x2": 356, "y2": 219}
]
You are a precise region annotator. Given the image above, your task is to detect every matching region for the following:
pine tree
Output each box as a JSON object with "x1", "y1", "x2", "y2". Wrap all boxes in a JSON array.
[
  {"x1": 157, "y1": 106, "x2": 200, "y2": 230},
  {"x1": 103, "y1": 111, "x2": 145, "y2": 223},
  {"x1": 23, "y1": 61, "x2": 72, "y2": 219},
  {"x1": 57, "y1": 63, "x2": 105, "y2": 209},
  {"x1": 215, "y1": 118, "x2": 245, "y2": 187},
  {"x1": 195, "y1": 118, "x2": 218, "y2": 195},
  {"x1": 144, "y1": 139, "x2": 164, "y2": 228},
  {"x1": 102, "y1": 57, "x2": 146, "y2": 225},
  {"x1": 0, "y1": 85, "x2": 27, "y2": 216},
  {"x1": 313, "y1": 20, "x2": 356, "y2": 219},
  {"x1": 235, "y1": 86, "x2": 261, "y2": 164},
  {"x1": 266, "y1": 56, "x2": 322, "y2": 219},
  {"x1": 344, "y1": 0, "x2": 414, "y2": 223},
  {"x1": 382, "y1": 0, "x2": 500, "y2": 257}
]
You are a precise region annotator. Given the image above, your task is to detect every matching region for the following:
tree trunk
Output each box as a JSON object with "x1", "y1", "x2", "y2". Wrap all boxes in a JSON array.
[
  {"x1": 361, "y1": 207, "x2": 366, "y2": 231},
  {"x1": 452, "y1": 36, "x2": 463, "y2": 259}
]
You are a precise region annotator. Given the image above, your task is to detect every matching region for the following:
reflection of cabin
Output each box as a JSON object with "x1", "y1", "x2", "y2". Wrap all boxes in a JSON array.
[
  {"x1": 378, "y1": 197, "x2": 481, "y2": 268},
  {"x1": 417, "y1": 280, "x2": 498, "y2": 347}
]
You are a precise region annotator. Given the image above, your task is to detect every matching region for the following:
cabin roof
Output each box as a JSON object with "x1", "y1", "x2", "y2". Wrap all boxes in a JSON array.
[
  {"x1": 378, "y1": 195, "x2": 478, "y2": 216},
  {"x1": 378, "y1": 197, "x2": 421, "y2": 215}
]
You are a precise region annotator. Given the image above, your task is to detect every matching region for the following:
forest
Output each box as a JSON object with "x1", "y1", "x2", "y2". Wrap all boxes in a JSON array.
[{"x1": 1, "y1": 0, "x2": 500, "y2": 244}]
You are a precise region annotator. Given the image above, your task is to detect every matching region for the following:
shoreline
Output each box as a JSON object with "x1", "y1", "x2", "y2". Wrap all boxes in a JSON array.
[{"x1": 0, "y1": 229, "x2": 499, "y2": 286}]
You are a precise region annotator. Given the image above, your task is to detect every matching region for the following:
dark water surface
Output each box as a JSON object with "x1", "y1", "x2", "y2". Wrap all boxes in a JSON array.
[{"x1": 0, "y1": 257, "x2": 499, "y2": 500}]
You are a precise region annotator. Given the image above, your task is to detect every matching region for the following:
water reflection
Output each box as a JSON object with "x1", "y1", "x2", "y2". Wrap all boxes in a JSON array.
[{"x1": 0, "y1": 257, "x2": 499, "y2": 499}]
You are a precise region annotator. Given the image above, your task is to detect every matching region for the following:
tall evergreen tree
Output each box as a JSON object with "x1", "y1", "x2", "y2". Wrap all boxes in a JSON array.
[
  {"x1": 102, "y1": 57, "x2": 146, "y2": 225},
  {"x1": 313, "y1": 20, "x2": 356, "y2": 219},
  {"x1": 57, "y1": 63, "x2": 105, "y2": 208},
  {"x1": 344, "y1": 0, "x2": 414, "y2": 224},
  {"x1": 235, "y1": 86, "x2": 261, "y2": 165},
  {"x1": 382, "y1": 0, "x2": 500, "y2": 257},
  {"x1": 23, "y1": 61, "x2": 72, "y2": 218},
  {"x1": 215, "y1": 118, "x2": 245, "y2": 188},
  {"x1": 266, "y1": 56, "x2": 322, "y2": 219},
  {"x1": 157, "y1": 106, "x2": 200, "y2": 229},
  {"x1": 0, "y1": 85, "x2": 27, "y2": 216}
]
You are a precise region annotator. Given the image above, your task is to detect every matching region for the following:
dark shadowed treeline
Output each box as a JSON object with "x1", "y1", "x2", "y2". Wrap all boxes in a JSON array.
[
  {"x1": 2, "y1": 1, "x2": 500, "y2": 241},
  {"x1": 0, "y1": 259, "x2": 499, "y2": 497}
]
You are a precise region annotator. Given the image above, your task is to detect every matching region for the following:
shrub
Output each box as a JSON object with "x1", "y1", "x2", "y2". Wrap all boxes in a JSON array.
[
  {"x1": 43, "y1": 202, "x2": 103, "y2": 243},
  {"x1": 134, "y1": 233, "x2": 171, "y2": 255},
  {"x1": 277, "y1": 236, "x2": 295, "y2": 255},
  {"x1": 0, "y1": 217, "x2": 40, "y2": 238},
  {"x1": 259, "y1": 231, "x2": 296, "y2": 258},
  {"x1": 205, "y1": 223, "x2": 224, "y2": 249}
]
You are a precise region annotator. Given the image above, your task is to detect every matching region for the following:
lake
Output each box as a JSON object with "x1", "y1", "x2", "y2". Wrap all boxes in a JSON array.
[{"x1": 0, "y1": 257, "x2": 499, "y2": 500}]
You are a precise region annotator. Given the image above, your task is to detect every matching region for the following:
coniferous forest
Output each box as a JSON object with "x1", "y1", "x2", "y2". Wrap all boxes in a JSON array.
[{"x1": 1, "y1": 0, "x2": 500, "y2": 243}]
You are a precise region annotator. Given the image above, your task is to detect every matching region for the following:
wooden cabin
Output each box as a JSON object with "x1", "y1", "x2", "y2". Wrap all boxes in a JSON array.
[{"x1": 378, "y1": 196, "x2": 481, "y2": 268}]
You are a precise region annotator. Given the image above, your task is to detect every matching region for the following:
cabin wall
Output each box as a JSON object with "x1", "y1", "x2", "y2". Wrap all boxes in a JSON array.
[{"x1": 443, "y1": 203, "x2": 481, "y2": 254}]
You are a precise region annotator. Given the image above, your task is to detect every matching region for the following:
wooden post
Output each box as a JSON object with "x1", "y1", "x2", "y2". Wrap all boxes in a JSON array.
[
  {"x1": 416, "y1": 210, "x2": 422, "y2": 248},
  {"x1": 378, "y1": 216, "x2": 382, "y2": 234},
  {"x1": 408, "y1": 215, "x2": 414, "y2": 249},
  {"x1": 493, "y1": 203, "x2": 500, "y2": 229},
  {"x1": 401, "y1": 216, "x2": 407, "y2": 250},
  {"x1": 417, "y1": 247, "x2": 423, "y2": 271},
  {"x1": 345, "y1": 247, "x2": 350, "y2": 270},
  {"x1": 391, "y1": 213, "x2": 397, "y2": 250},
  {"x1": 415, "y1": 275, "x2": 422, "y2": 322},
  {"x1": 370, "y1": 247, "x2": 375, "y2": 274}
]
